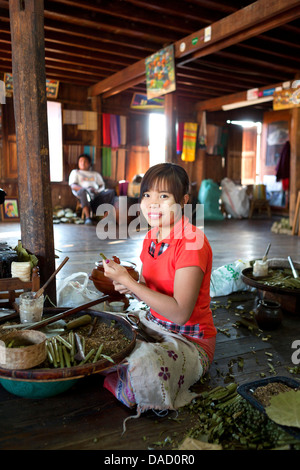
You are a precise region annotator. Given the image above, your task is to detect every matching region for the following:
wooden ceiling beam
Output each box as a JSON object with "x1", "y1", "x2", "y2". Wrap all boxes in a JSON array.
[
  {"x1": 177, "y1": 4, "x2": 300, "y2": 65},
  {"x1": 88, "y1": 0, "x2": 300, "y2": 98},
  {"x1": 44, "y1": 18, "x2": 157, "y2": 54},
  {"x1": 126, "y1": 0, "x2": 236, "y2": 22},
  {"x1": 42, "y1": 2, "x2": 179, "y2": 44},
  {"x1": 0, "y1": 3, "x2": 163, "y2": 52},
  {"x1": 0, "y1": 62, "x2": 96, "y2": 85},
  {"x1": 211, "y1": 50, "x2": 299, "y2": 77},
  {"x1": 0, "y1": 31, "x2": 286, "y2": 92},
  {"x1": 195, "y1": 80, "x2": 291, "y2": 111},
  {"x1": 46, "y1": 0, "x2": 201, "y2": 35},
  {"x1": 177, "y1": 63, "x2": 271, "y2": 87}
]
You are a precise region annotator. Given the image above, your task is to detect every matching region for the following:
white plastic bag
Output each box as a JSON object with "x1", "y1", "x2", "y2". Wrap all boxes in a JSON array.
[
  {"x1": 210, "y1": 259, "x2": 253, "y2": 297},
  {"x1": 57, "y1": 272, "x2": 103, "y2": 309},
  {"x1": 221, "y1": 178, "x2": 249, "y2": 218}
]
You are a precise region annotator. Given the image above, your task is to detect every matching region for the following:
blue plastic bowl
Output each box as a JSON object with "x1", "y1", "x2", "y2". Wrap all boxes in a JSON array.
[{"x1": 0, "y1": 376, "x2": 79, "y2": 398}]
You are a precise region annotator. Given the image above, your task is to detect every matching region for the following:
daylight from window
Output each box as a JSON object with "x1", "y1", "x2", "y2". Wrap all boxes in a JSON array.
[
  {"x1": 47, "y1": 101, "x2": 63, "y2": 182},
  {"x1": 149, "y1": 113, "x2": 166, "y2": 167}
]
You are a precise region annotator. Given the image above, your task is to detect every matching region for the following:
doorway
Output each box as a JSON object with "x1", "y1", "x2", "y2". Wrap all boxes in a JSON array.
[{"x1": 227, "y1": 120, "x2": 262, "y2": 185}]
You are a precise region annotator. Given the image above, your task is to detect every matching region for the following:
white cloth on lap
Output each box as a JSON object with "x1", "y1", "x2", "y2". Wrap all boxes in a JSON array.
[{"x1": 127, "y1": 311, "x2": 203, "y2": 413}]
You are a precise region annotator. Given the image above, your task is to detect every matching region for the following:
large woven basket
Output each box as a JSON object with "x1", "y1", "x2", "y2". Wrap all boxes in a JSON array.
[{"x1": 0, "y1": 330, "x2": 46, "y2": 370}]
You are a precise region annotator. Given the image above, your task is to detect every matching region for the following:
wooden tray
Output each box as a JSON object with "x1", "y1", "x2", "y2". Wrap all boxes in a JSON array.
[
  {"x1": 237, "y1": 376, "x2": 300, "y2": 439},
  {"x1": 0, "y1": 308, "x2": 137, "y2": 381},
  {"x1": 241, "y1": 267, "x2": 300, "y2": 297}
]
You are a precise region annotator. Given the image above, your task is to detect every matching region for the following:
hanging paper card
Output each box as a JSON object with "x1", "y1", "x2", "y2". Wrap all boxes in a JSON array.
[
  {"x1": 4, "y1": 73, "x2": 59, "y2": 99},
  {"x1": 273, "y1": 88, "x2": 300, "y2": 110}
]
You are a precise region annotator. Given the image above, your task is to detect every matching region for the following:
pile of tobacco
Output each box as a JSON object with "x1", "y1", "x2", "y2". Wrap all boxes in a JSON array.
[
  {"x1": 184, "y1": 383, "x2": 300, "y2": 450},
  {"x1": 249, "y1": 268, "x2": 300, "y2": 290}
]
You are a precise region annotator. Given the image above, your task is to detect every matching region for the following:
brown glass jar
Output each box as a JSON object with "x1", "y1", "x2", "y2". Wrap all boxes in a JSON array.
[{"x1": 255, "y1": 299, "x2": 282, "y2": 330}]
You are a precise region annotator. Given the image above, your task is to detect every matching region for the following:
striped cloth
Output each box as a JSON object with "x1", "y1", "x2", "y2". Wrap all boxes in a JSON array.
[
  {"x1": 181, "y1": 122, "x2": 198, "y2": 162},
  {"x1": 102, "y1": 113, "x2": 111, "y2": 146},
  {"x1": 102, "y1": 147, "x2": 111, "y2": 177}
]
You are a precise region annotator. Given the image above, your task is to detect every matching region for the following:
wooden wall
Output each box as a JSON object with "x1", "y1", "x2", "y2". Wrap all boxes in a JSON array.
[{"x1": 0, "y1": 80, "x2": 268, "y2": 211}]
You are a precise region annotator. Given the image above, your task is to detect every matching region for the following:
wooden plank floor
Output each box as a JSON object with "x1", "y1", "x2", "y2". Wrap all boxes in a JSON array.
[{"x1": 0, "y1": 217, "x2": 300, "y2": 450}]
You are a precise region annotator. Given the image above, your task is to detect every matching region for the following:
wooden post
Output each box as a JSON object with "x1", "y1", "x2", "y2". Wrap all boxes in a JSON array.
[
  {"x1": 164, "y1": 93, "x2": 177, "y2": 163},
  {"x1": 9, "y1": 0, "x2": 56, "y2": 302},
  {"x1": 289, "y1": 105, "x2": 300, "y2": 226},
  {"x1": 91, "y1": 95, "x2": 102, "y2": 174},
  {"x1": 194, "y1": 111, "x2": 206, "y2": 192}
]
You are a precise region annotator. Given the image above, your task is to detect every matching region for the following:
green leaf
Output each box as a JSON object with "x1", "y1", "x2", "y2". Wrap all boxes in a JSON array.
[{"x1": 265, "y1": 390, "x2": 300, "y2": 428}]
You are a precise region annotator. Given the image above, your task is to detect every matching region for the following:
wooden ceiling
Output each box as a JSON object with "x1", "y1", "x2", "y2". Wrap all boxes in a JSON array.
[{"x1": 0, "y1": 0, "x2": 300, "y2": 107}]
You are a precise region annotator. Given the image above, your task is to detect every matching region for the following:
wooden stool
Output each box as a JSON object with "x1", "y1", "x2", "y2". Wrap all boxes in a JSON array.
[
  {"x1": 0, "y1": 266, "x2": 40, "y2": 309},
  {"x1": 249, "y1": 198, "x2": 272, "y2": 218},
  {"x1": 248, "y1": 184, "x2": 271, "y2": 219},
  {"x1": 75, "y1": 200, "x2": 93, "y2": 220},
  {"x1": 75, "y1": 201, "x2": 84, "y2": 219}
]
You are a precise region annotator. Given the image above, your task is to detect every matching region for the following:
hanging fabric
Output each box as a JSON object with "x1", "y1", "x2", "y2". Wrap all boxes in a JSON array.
[
  {"x1": 120, "y1": 116, "x2": 127, "y2": 146},
  {"x1": 83, "y1": 145, "x2": 96, "y2": 165},
  {"x1": 116, "y1": 149, "x2": 126, "y2": 181},
  {"x1": 110, "y1": 114, "x2": 120, "y2": 149},
  {"x1": 110, "y1": 149, "x2": 117, "y2": 180},
  {"x1": 102, "y1": 147, "x2": 111, "y2": 177},
  {"x1": 116, "y1": 115, "x2": 121, "y2": 146},
  {"x1": 176, "y1": 122, "x2": 184, "y2": 154},
  {"x1": 78, "y1": 111, "x2": 98, "y2": 131},
  {"x1": 102, "y1": 113, "x2": 111, "y2": 146},
  {"x1": 276, "y1": 140, "x2": 290, "y2": 190},
  {"x1": 181, "y1": 122, "x2": 198, "y2": 162},
  {"x1": 198, "y1": 111, "x2": 207, "y2": 149}
]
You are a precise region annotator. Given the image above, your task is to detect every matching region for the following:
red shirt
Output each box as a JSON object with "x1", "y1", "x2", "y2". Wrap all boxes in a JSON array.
[{"x1": 140, "y1": 217, "x2": 216, "y2": 339}]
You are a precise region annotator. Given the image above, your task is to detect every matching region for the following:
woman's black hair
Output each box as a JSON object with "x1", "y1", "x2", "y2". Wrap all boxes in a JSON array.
[
  {"x1": 77, "y1": 153, "x2": 92, "y2": 166},
  {"x1": 140, "y1": 163, "x2": 190, "y2": 203}
]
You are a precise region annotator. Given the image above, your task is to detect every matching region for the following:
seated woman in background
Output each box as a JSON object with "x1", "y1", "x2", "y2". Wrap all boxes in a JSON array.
[{"x1": 69, "y1": 154, "x2": 115, "y2": 225}]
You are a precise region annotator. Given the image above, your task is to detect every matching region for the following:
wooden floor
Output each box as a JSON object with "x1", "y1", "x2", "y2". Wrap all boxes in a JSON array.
[{"x1": 0, "y1": 216, "x2": 300, "y2": 450}]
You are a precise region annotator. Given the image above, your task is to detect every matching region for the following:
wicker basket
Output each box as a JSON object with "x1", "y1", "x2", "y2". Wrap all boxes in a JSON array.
[{"x1": 0, "y1": 330, "x2": 46, "y2": 370}]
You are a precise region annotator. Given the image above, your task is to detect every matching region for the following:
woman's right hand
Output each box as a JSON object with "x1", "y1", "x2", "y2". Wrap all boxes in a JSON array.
[{"x1": 112, "y1": 280, "x2": 132, "y2": 295}]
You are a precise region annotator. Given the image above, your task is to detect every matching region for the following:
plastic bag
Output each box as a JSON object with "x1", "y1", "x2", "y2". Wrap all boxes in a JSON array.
[
  {"x1": 57, "y1": 272, "x2": 103, "y2": 310},
  {"x1": 221, "y1": 178, "x2": 249, "y2": 218},
  {"x1": 198, "y1": 179, "x2": 224, "y2": 220},
  {"x1": 210, "y1": 259, "x2": 253, "y2": 297}
]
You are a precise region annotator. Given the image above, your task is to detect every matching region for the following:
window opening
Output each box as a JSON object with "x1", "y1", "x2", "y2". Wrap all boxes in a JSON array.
[
  {"x1": 47, "y1": 101, "x2": 63, "y2": 182},
  {"x1": 149, "y1": 113, "x2": 166, "y2": 167}
]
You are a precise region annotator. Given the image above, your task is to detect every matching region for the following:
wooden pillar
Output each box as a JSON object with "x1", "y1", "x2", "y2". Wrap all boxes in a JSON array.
[
  {"x1": 194, "y1": 111, "x2": 206, "y2": 192},
  {"x1": 164, "y1": 93, "x2": 177, "y2": 163},
  {"x1": 9, "y1": 0, "x2": 56, "y2": 301},
  {"x1": 91, "y1": 95, "x2": 102, "y2": 173},
  {"x1": 289, "y1": 106, "x2": 300, "y2": 224}
]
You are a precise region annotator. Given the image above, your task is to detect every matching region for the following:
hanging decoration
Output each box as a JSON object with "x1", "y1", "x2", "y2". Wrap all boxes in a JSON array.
[
  {"x1": 4, "y1": 73, "x2": 59, "y2": 99},
  {"x1": 145, "y1": 45, "x2": 176, "y2": 99},
  {"x1": 198, "y1": 111, "x2": 207, "y2": 149},
  {"x1": 181, "y1": 122, "x2": 198, "y2": 162}
]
